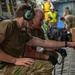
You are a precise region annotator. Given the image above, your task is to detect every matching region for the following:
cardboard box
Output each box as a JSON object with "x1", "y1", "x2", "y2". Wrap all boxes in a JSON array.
[{"x1": 70, "y1": 28, "x2": 75, "y2": 42}]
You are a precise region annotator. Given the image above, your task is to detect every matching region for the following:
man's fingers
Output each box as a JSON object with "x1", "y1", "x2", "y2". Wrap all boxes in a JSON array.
[{"x1": 23, "y1": 58, "x2": 35, "y2": 67}]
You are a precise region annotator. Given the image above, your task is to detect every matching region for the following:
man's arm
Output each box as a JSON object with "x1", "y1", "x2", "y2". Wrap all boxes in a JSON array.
[
  {"x1": 0, "y1": 33, "x2": 5, "y2": 43},
  {"x1": 0, "y1": 34, "x2": 17, "y2": 64},
  {"x1": 0, "y1": 49, "x2": 34, "y2": 67},
  {"x1": 25, "y1": 44, "x2": 49, "y2": 60},
  {"x1": 0, "y1": 49, "x2": 16, "y2": 64},
  {"x1": 27, "y1": 37, "x2": 65, "y2": 48},
  {"x1": 27, "y1": 37, "x2": 75, "y2": 49},
  {"x1": 0, "y1": 34, "x2": 34, "y2": 67}
]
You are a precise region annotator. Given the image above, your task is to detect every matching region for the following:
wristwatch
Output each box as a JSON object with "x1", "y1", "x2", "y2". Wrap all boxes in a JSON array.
[{"x1": 65, "y1": 41, "x2": 68, "y2": 47}]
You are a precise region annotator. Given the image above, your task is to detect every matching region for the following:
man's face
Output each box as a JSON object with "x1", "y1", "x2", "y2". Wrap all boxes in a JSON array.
[
  {"x1": 65, "y1": 23, "x2": 70, "y2": 30},
  {"x1": 50, "y1": 8, "x2": 54, "y2": 12},
  {"x1": 31, "y1": 11, "x2": 44, "y2": 29}
]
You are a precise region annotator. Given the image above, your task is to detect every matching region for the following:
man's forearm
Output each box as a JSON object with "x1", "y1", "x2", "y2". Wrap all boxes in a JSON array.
[
  {"x1": 25, "y1": 44, "x2": 49, "y2": 60},
  {"x1": 0, "y1": 49, "x2": 16, "y2": 64},
  {"x1": 28, "y1": 37, "x2": 66, "y2": 48},
  {"x1": 44, "y1": 40, "x2": 66, "y2": 48}
]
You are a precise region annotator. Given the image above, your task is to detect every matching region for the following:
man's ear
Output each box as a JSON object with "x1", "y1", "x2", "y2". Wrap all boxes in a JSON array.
[
  {"x1": 32, "y1": 21, "x2": 34, "y2": 24},
  {"x1": 32, "y1": 19, "x2": 35, "y2": 24}
]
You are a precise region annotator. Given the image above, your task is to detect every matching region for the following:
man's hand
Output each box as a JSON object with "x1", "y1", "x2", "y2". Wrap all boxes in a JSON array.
[
  {"x1": 15, "y1": 58, "x2": 35, "y2": 68},
  {"x1": 68, "y1": 42, "x2": 75, "y2": 49}
]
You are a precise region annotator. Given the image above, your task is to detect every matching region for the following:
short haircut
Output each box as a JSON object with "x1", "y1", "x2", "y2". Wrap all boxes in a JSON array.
[
  {"x1": 15, "y1": 4, "x2": 31, "y2": 18},
  {"x1": 34, "y1": 8, "x2": 43, "y2": 12},
  {"x1": 34, "y1": 8, "x2": 44, "y2": 15},
  {"x1": 60, "y1": 17, "x2": 65, "y2": 21},
  {"x1": 65, "y1": 7, "x2": 69, "y2": 9}
]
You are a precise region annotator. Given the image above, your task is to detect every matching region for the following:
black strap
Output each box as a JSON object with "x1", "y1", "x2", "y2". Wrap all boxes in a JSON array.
[
  {"x1": 60, "y1": 55, "x2": 65, "y2": 75},
  {"x1": 12, "y1": 20, "x2": 27, "y2": 57},
  {"x1": 65, "y1": 41, "x2": 68, "y2": 47},
  {"x1": 22, "y1": 28, "x2": 27, "y2": 57}
]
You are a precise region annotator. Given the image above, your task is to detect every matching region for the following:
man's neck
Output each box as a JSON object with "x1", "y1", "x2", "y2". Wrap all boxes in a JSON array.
[{"x1": 15, "y1": 18, "x2": 25, "y2": 30}]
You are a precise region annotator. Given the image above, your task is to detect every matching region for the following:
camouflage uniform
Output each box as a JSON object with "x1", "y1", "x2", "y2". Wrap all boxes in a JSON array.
[
  {"x1": 0, "y1": 20, "x2": 54, "y2": 75},
  {"x1": 0, "y1": 60, "x2": 54, "y2": 75}
]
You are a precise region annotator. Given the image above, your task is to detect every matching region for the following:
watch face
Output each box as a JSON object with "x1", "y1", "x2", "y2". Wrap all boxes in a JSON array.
[{"x1": 65, "y1": 41, "x2": 68, "y2": 47}]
